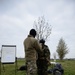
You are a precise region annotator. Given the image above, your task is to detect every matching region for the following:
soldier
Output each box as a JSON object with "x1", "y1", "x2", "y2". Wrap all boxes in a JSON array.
[
  {"x1": 37, "y1": 39, "x2": 50, "y2": 75},
  {"x1": 23, "y1": 29, "x2": 42, "y2": 75}
]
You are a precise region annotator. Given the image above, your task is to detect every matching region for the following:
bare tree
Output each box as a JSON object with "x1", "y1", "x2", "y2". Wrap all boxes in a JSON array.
[
  {"x1": 33, "y1": 16, "x2": 52, "y2": 41},
  {"x1": 56, "y1": 38, "x2": 69, "y2": 60}
]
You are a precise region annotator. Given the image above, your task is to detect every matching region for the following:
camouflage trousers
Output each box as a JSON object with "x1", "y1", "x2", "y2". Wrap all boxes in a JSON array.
[
  {"x1": 26, "y1": 60, "x2": 37, "y2": 75},
  {"x1": 37, "y1": 59, "x2": 48, "y2": 75}
]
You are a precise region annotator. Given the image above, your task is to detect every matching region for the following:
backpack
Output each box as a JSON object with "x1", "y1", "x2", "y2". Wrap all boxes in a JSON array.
[
  {"x1": 19, "y1": 65, "x2": 27, "y2": 71},
  {"x1": 48, "y1": 63, "x2": 64, "y2": 75}
]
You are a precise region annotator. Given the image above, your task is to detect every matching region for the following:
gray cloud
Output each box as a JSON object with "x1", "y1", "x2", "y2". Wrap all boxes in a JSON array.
[{"x1": 0, "y1": 0, "x2": 75, "y2": 58}]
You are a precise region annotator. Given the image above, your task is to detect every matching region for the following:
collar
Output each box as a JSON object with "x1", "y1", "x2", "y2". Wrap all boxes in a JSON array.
[{"x1": 28, "y1": 35, "x2": 34, "y2": 37}]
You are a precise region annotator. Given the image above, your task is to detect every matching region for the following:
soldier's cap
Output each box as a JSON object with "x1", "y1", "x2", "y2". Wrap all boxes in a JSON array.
[
  {"x1": 39, "y1": 39, "x2": 45, "y2": 44},
  {"x1": 29, "y1": 29, "x2": 36, "y2": 37}
]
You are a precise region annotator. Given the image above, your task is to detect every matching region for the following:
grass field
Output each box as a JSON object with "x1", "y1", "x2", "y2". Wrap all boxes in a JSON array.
[{"x1": 0, "y1": 59, "x2": 75, "y2": 75}]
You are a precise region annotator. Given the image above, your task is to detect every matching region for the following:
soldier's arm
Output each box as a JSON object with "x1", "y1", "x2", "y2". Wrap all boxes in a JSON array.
[
  {"x1": 34, "y1": 40, "x2": 42, "y2": 52},
  {"x1": 44, "y1": 45, "x2": 50, "y2": 63}
]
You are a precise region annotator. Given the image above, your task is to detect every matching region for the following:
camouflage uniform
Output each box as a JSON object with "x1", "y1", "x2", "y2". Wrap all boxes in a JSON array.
[
  {"x1": 26, "y1": 60, "x2": 37, "y2": 75},
  {"x1": 37, "y1": 44, "x2": 50, "y2": 75},
  {"x1": 24, "y1": 35, "x2": 42, "y2": 75}
]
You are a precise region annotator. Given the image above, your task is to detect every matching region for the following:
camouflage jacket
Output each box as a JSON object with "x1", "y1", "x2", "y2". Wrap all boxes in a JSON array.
[
  {"x1": 24, "y1": 35, "x2": 42, "y2": 61},
  {"x1": 38, "y1": 44, "x2": 50, "y2": 62}
]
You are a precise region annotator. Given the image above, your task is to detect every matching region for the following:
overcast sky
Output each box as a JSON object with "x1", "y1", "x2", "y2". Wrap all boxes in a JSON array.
[{"x1": 0, "y1": 0, "x2": 75, "y2": 58}]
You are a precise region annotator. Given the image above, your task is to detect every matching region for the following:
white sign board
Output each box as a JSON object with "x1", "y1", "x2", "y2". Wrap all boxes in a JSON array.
[{"x1": 1, "y1": 45, "x2": 16, "y2": 63}]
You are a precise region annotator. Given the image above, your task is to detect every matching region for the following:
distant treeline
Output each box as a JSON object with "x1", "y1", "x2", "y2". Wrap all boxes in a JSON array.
[{"x1": 0, "y1": 57, "x2": 74, "y2": 61}]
